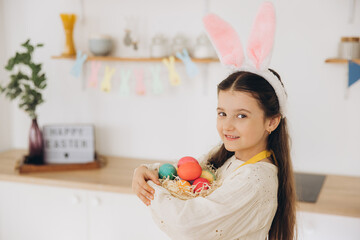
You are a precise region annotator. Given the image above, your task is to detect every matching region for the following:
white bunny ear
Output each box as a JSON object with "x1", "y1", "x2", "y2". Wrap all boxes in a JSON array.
[
  {"x1": 247, "y1": 2, "x2": 276, "y2": 70},
  {"x1": 203, "y1": 13, "x2": 244, "y2": 68}
]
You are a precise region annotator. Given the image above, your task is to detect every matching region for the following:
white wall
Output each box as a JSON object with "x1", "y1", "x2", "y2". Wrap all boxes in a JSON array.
[
  {"x1": 1, "y1": 0, "x2": 359, "y2": 176},
  {"x1": 0, "y1": 0, "x2": 12, "y2": 151}
]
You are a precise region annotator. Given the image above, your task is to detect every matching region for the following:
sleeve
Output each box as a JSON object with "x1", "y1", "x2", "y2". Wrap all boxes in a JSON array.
[
  {"x1": 140, "y1": 162, "x2": 161, "y2": 171},
  {"x1": 147, "y1": 165, "x2": 278, "y2": 240}
]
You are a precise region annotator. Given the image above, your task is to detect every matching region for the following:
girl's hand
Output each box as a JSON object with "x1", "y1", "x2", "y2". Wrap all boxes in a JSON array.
[{"x1": 132, "y1": 166, "x2": 161, "y2": 206}]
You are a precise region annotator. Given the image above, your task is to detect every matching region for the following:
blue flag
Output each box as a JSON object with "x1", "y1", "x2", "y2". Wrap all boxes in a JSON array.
[{"x1": 348, "y1": 61, "x2": 360, "y2": 87}]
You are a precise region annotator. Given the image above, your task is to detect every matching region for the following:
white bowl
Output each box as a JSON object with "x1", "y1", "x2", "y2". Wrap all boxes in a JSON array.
[{"x1": 89, "y1": 35, "x2": 113, "y2": 56}]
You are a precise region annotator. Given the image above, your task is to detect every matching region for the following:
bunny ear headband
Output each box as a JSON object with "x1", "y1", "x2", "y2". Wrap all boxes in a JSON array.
[{"x1": 203, "y1": 2, "x2": 287, "y2": 118}]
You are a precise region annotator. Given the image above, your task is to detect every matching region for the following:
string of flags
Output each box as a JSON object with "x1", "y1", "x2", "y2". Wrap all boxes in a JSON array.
[
  {"x1": 348, "y1": 61, "x2": 360, "y2": 88},
  {"x1": 70, "y1": 49, "x2": 200, "y2": 95}
]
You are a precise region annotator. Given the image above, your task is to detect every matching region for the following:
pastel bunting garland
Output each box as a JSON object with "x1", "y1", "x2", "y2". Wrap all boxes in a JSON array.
[
  {"x1": 101, "y1": 66, "x2": 116, "y2": 92},
  {"x1": 88, "y1": 61, "x2": 102, "y2": 88},
  {"x1": 162, "y1": 56, "x2": 181, "y2": 86},
  {"x1": 70, "y1": 50, "x2": 87, "y2": 78},
  {"x1": 119, "y1": 69, "x2": 132, "y2": 96},
  {"x1": 176, "y1": 49, "x2": 199, "y2": 78},
  {"x1": 135, "y1": 69, "x2": 146, "y2": 95},
  {"x1": 150, "y1": 65, "x2": 163, "y2": 95}
]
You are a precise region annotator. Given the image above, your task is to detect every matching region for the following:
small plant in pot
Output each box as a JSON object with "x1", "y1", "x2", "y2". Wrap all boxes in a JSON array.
[{"x1": 0, "y1": 39, "x2": 47, "y2": 165}]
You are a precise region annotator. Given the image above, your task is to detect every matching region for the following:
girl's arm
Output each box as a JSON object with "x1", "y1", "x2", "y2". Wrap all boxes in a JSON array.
[{"x1": 147, "y1": 165, "x2": 278, "y2": 240}]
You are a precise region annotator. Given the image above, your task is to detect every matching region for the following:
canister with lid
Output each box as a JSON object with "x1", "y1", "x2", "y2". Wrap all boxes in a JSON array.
[
  {"x1": 150, "y1": 34, "x2": 168, "y2": 58},
  {"x1": 339, "y1": 37, "x2": 360, "y2": 59}
]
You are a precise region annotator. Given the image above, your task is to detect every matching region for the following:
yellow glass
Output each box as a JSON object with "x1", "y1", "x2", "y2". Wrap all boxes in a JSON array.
[{"x1": 60, "y1": 13, "x2": 77, "y2": 56}]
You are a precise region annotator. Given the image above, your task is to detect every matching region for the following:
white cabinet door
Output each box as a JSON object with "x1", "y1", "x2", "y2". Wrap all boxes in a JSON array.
[
  {"x1": 0, "y1": 181, "x2": 87, "y2": 240},
  {"x1": 87, "y1": 191, "x2": 169, "y2": 240},
  {"x1": 297, "y1": 211, "x2": 360, "y2": 240}
]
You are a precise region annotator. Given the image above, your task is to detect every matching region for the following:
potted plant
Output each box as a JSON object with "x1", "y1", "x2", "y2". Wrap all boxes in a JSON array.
[{"x1": 0, "y1": 39, "x2": 47, "y2": 164}]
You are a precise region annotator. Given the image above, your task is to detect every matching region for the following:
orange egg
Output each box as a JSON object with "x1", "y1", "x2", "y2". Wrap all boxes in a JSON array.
[
  {"x1": 176, "y1": 179, "x2": 191, "y2": 192},
  {"x1": 177, "y1": 162, "x2": 202, "y2": 181},
  {"x1": 177, "y1": 156, "x2": 198, "y2": 168}
]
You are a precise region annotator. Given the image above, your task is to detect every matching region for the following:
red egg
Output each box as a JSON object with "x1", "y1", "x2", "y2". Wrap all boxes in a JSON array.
[
  {"x1": 177, "y1": 156, "x2": 198, "y2": 168},
  {"x1": 177, "y1": 162, "x2": 202, "y2": 181},
  {"x1": 193, "y1": 178, "x2": 210, "y2": 193}
]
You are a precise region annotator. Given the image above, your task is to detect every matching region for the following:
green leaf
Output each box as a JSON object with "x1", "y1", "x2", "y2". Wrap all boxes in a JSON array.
[
  {"x1": 5, "y1": 58, "x2": 16, "y2": 71},
  {"x1": 2, "y1": 39, "x2": 46, "y2": 119}
]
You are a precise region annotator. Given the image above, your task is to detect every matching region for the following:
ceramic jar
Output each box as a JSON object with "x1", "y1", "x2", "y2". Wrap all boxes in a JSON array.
[
  {"x1": 172, "y1": 34, "x2": 188, "y2": 55},
  {"x1": 193, "y1": 33, "x2": 216, "y2": 59},
  {"x1": 339, "y1": 37, "x2": 360, "y2": 59},
  {"x1": 150, "y1": 34, "x2": 168, "y2": 58}
]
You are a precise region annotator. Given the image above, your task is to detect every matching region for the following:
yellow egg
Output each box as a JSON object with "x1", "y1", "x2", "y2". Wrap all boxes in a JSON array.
[
  {"x1": 176, "y1": 179, "x2": 191, "y2": 192},
  {"x1": 200, "y1": 169, "x2": 216, "y2": 183}
]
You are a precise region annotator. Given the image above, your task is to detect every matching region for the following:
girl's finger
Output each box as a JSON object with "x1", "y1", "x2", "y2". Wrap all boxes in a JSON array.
[
  {"x1": 138, "y1": 194, "x2": 151, "y2": 206},
  {"x1": 138, "y1": 182, "x2": 155, "y2": 199},
  {"x1": 139, "y1": 187, "x2": 154, "y2": 200},
  {"x1": 146, "y1": 170, "x2": 161, "y2": 185},
  {"x1": 139, "y1": 178, "x2": 155, "y2": 194}
]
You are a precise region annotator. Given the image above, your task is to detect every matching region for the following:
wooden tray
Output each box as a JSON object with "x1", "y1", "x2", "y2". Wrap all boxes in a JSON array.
[{"x1": 16, "y1": 155, "x2": 106, "y2": 174}]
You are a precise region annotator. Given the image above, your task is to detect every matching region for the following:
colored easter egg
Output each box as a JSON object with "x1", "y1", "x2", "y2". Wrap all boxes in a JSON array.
[
  {"x1": 177, "y1": 162, "x2": 202, "y2": 181},
  {"x1": 200, "y1": 169, "x2": 216, "y2": 183},
  {"x1": 177, "y1": 156, "x2": 198, "y2": 168},
  {"x1": 159, "y1": 163, "x2": 177, "y2": 180},
  {"x1": 193, "y1": 178, "x2": 210, "y2": 193},
  {"x1": 176, "y1": 179, "x2": 191, "y2": 192}
]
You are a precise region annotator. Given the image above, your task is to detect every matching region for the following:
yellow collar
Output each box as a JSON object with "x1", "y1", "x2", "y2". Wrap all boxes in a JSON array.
[{"x1": 233, "y1": 150, "x2": 274, "y2": 172}]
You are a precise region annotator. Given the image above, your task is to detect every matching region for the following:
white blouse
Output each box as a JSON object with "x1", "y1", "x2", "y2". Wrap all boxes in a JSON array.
[{"x1": 145, "y1": 155, "x2": 278, "y2": 240}]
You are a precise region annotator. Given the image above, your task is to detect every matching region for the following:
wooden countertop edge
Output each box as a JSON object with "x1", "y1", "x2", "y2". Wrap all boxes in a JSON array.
[
  {"x1": 297, "y1": 202, "x2": 360, "y2": 219},
  {"x1": 0, "y1": 174, "x2": 134, "y2": 194}
]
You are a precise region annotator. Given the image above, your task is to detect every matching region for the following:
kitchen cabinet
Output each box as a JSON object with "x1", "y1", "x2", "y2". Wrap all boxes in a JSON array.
[
  {"x1": 0, "y1": 181, "x2": 87, "y2": 240},
  {"x1": 0, "y1": 181, "x2": 169, "y2": 240},
  {"x1": 297, "y1": 211, "x2": 360, "y2": 240},
  {"x1": 87, "y1": 190, "x2": 168, "y2": 240}
]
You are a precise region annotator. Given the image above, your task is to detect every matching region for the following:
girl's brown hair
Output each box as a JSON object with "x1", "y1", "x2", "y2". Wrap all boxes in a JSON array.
[{"x1": 208, "y1": 70, "x2": 297, "y2": 240}]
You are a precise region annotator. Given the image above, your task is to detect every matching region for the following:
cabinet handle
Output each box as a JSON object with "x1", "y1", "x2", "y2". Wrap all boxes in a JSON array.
[
  {"x1": 71, "y1": 195, "x2": 81, "y2": 205},
  {"x1": 90, "y1": 197, "x2": 101, "y2": 207}
]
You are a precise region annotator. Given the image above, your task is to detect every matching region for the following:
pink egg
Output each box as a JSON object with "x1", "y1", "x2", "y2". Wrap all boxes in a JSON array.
[
  {"x1": 177, "y1": 162, "x2": 202, "y2": 181},
  {"x1": 177, "y1": 156, "x2": 198, "y2": 168},
  {"x1": 193, "y1": 178, "x2": 210, "y2": 193}
]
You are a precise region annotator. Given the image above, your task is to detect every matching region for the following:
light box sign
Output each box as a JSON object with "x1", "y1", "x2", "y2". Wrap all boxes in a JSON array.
[{"x1": 43, "y1": 125, "x2": 95, "y2": 164}]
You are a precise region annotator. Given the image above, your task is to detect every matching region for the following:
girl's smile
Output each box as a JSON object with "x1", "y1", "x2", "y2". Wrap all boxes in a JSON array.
[{"x1": 224, "y1": 134, "x2": 240, "y2": 141}]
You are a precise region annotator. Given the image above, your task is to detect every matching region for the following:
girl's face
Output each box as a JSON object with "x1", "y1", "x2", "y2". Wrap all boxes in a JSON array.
[{"x1": 216, "y1": 90, "x2": 275, "y2": 160}]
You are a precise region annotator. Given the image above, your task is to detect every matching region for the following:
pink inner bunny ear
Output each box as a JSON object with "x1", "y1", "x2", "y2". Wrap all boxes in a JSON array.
[
  {"x1": 247, "y1": 2, "x2": 276, "y2": 70},
  {"x1": 203, "y1": 13, "x2": 244, "y2": 68}
]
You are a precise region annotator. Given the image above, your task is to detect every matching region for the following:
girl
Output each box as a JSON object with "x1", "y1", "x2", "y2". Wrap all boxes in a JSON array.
[{"x1": 132, "y1": 2, "x2": 296, "y2": 239}]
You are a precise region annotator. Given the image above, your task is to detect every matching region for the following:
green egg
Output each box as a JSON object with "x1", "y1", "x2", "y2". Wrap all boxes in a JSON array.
[{"x1": 159, "y1": 163, "x2": 177, "y2": 180}]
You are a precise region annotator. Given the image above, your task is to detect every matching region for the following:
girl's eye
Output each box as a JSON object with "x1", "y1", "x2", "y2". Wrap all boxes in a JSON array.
[
  {"x1": 237, "y1": 114, "x2": 246, "y2": 119},
  {"x1": 218, "y1": 112, "x2": 226, "y2": 117}
]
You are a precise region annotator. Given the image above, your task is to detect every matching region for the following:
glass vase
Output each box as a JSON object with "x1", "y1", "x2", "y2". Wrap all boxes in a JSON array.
[{"x1": 25, "y1": 118, "x2": 44, "y2": 165}]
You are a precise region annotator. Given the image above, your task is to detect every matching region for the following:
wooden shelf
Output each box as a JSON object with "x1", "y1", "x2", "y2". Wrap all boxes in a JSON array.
[
  {"x1": 52, "y1": 55, "x2": 219, "y2": 63},
  {"x1": 325, "y1": 58, "x2": 360, "y2": 64}
]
